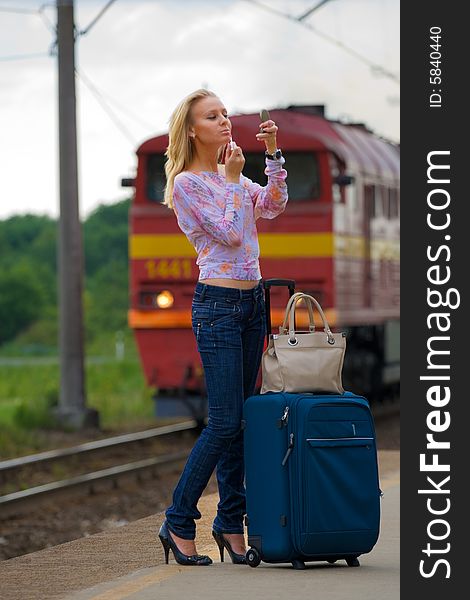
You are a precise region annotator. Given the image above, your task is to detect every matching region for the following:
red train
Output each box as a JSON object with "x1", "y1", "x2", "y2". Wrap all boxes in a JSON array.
[{"x1": 122, "y1": 105, "x2": 399, "y2": 419}]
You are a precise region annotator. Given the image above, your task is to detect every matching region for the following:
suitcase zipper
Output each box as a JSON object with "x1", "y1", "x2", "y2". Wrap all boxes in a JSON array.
[
  {"x1": 286, "y1": 395, "x2": 304, "y2": 555},
  {"x1": 281, "y1": 432, "x2": 295, "y2": 466},
  {"x1": 281, "y1": 406, "x2": 289, "y2": 425},
  {"x1": 277, "y1": 406, "x2": 289, "y2": 429}
]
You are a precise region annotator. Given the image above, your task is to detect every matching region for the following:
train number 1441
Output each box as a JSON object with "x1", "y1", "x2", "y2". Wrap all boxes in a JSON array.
[{"x1": 145, "y1": 259, "x2": 192, "y2": 279}]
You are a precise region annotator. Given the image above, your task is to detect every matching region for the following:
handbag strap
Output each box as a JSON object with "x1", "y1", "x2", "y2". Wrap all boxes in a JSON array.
[
  {"x1": 279, "y1": 292, "x2": 315, "y2": 334},
  {"x1": 284, "y1": 294, "x2": 335, "y2": 344}
]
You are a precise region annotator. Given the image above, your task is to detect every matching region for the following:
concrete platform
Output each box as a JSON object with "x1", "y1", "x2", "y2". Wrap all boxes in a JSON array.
[{"x1": 0, "y1": 450, "x2": 399, "y2": 600}]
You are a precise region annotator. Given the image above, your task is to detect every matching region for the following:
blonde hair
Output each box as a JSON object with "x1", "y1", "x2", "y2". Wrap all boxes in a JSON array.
[{"x1": 163, "y1": 88, "x2": 218, "y2": 209}]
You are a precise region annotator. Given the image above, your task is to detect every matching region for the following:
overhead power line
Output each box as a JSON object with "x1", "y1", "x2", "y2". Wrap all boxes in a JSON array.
[
  {"x1": 0, "y1": 0, "x2": 118, "y2": 40},
  {"x1": 243, "y1": 0, "x2": 400, "y2": 84},
  {"x1": 78, "y1": 0, "x2": 118, "y2": 36},
  {"x1": 0, "y1": 51, "x2": 50, "y2": 61},
  {"x1": 38, "y1": 3, "x2": 57, "y2": 34},
  {"x1": 1, "y1": 1, "x2": 144, "y2": 140},
  {"x1": 297, "y1": 0, "x2": 333, "y2": 21},
  {"x1": 76, "y1": 68, "x2": 138, "y2": 145},
  {"x1": 0, "y1": 3, "x2": 56, "y2": 32},
  {"x1": 0, "y1": 5, "x2": 40, "y2": 13},
  {"x1": 0, "y1": 6, "x2": 54, "y2": 62},
  {"x1": 78, "y1": 74, "x2": 155, "y2": 131},
  {"x1": 0, "y1": 2, "x2": 57, "y2": 57}
]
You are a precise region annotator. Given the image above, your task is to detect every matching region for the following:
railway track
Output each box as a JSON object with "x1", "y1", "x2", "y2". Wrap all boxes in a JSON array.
[
  {"x1": 0, "y1": 400, "x2": 399, "y2": 518},
  {"x1": 0, "y1": 421, "x2": 199, "y2": 517}
]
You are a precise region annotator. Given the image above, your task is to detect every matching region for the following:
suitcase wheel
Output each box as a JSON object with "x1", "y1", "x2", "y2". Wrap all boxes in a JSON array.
[
  {"x1": 291, "y1": 559, "x2": 306, "y2": 570},
  {"x1": 346, "y1": 557, "x2": 360, "y2": 567},
  {"x1": 327, "y1": 559, "x2": 337, "y2": 564},
  {"x1": 246, "y1": 548, "x2": 261, "y2": 567}
]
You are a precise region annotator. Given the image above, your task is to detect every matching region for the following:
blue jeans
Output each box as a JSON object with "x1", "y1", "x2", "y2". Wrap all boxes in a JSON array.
[{"x1": 165, "y1": 281, "x2": 266, "y2": 539}]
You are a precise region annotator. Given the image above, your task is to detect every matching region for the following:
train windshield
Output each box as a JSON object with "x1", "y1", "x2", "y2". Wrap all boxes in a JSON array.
[
  {"x1": 243, "y1": 152, "x2": 320, "y2": 201},
  {"x1": 146, "y1": 154, "x2": 166, "y2": 202},
  {"x1": 145, "y1": 151, "x2": 320, "y2": 203}
]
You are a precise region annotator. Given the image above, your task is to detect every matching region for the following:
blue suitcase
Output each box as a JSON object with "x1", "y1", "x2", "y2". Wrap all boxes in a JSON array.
[{"x1": 242, "y1": 280, "x2": 381, "y2": 569}]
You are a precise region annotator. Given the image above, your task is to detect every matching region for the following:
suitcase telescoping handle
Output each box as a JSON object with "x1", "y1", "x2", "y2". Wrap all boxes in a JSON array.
[{"x1": 262, "y1": 279, "x2": 296, "y2": 338}]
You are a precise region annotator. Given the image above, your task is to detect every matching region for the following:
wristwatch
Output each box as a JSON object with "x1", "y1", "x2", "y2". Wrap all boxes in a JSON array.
[{"x1": 265, "y1": 148, "x2": 282, "y2": 160}]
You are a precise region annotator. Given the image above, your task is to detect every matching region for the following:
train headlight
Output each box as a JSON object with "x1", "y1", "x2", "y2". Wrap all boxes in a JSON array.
[{"x1": 156, "y1": 290, "x2": 174, "y2": 309}]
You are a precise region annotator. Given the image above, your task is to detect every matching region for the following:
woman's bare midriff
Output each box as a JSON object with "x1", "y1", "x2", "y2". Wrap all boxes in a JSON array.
[{"x1": 199, "y1": 278, "x2": 260, "y2": 290}]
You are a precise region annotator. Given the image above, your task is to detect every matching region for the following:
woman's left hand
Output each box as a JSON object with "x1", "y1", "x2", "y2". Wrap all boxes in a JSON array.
[{"x1": 256, "y1": 119, "x2": 278, "y2": 154}]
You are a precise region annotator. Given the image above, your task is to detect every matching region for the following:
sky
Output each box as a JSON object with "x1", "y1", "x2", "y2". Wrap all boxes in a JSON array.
[{"x1": 0, "y1": 0, "x2": 399, "y2": 220}]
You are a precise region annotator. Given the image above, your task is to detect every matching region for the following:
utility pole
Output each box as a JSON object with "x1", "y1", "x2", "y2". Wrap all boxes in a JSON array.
[{"x1": 55, "y1": 0, "x2": 99, "y2": 429}]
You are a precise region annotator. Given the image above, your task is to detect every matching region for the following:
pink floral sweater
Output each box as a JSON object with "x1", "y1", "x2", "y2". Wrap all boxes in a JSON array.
[{"x1": 172, "y1": 157, "x2": 288, "y2": 280}]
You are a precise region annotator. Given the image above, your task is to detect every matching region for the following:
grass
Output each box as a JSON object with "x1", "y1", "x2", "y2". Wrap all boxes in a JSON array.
[
  {"x1": 86, "y1": 359, "x2": 154, "y2": 426},
  {"x1": 0, "y1": 331, "x2": 159, "y2": 459}
]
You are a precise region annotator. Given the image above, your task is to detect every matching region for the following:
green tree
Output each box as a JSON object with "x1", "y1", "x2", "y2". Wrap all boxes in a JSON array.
[
  {"x1": 83, "y1": 200, "x2": 130, "y2": 277},
  {"x1": 0, "y1": 266, "x2": 45, "y2": 343},
  {"x1": 85, "y1": 259, "x2": 129, "y2": 335},
  {"x1": 0, "y1": 200, "x2": 132, "y2": 349},
  {"x1": 0, "y1": 214, "x2": 55, "y2": 257}
]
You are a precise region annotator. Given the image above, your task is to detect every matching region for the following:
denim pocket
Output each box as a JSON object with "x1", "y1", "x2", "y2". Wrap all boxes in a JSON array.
[
  {"x1": 211, "y1": 300, "x2": 241, "y2": 327},
  {"x1": 191, "y1": 301, "x2": 210, "y2": 320},
  {"x1": 191, "y1": 301, "x2": 211, "y2": 344}
]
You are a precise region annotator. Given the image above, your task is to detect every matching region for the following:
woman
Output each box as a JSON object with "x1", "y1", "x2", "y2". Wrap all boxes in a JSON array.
[{"x1": 159, "y1": 89, "x2": 288, "y2": 566}]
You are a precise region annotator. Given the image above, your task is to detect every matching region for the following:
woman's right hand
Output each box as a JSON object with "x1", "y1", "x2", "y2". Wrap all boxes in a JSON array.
[{"x1": 225, "y1": 143, "x2": 245, "y2": 184}]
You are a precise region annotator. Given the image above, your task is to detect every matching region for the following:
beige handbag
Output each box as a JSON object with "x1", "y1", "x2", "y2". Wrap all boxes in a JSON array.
[{"x1": 261, "y1": 293, "x2": 346, "y2": 394}]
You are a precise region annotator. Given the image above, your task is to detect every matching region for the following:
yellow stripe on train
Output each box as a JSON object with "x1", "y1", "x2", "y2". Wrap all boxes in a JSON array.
[
  {"x1": 130, "y1": 233, "x2": 334, "y2": 259},
  {"x1": 129, "y1": 233, "x2": 399, "y2": 260}
]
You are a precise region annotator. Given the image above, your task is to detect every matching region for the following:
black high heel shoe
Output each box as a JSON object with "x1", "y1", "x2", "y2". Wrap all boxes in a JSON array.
[
  {"x1": 212, "y1": 530, "x2": 247, "y2": 564},
  {"x1": 158, "y1": 521, "x2": 212, "y2": 566}
]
